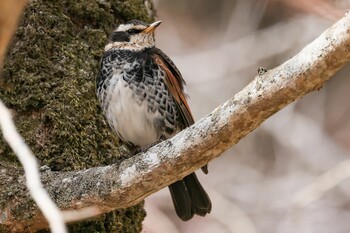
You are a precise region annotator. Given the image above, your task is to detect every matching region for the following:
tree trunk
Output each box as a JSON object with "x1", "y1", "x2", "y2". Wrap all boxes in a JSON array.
[{"x1": 0, "y1": 0, "x2": 154, "y2": 232}]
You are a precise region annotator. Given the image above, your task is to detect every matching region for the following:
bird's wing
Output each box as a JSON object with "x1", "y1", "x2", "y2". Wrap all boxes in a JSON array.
[{"x1": 152, "y1": 48, "x2": 194, "y2": 127}]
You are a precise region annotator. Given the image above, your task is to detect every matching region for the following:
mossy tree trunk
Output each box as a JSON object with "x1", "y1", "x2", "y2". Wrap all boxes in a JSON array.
[{"x1": 0, "y1": 0, "x2": 154, "y2": 232}]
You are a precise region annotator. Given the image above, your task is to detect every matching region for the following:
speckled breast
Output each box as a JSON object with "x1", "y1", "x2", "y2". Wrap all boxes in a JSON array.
[{"x1": 96, "y1": 48, "x2": 181, "y2": 146}]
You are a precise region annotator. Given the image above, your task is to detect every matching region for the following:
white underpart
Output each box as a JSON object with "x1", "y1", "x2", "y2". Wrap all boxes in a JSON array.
[{"x1": 105, "y1": 73, "x2": 160, "y2": 147}]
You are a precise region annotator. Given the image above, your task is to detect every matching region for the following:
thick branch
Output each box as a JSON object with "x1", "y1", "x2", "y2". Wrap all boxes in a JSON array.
[{"x1": 2, "y1": 12, "x2": 350, "y2": 232}]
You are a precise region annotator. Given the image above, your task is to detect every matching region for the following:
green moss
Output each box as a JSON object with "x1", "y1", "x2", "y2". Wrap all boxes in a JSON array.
[
  {"x1": 0, "y1": 0, "x2": 154, "y2": 232},
  {"x1": 64, "y1": 205, "x2": 146, "y2": 233},
  {"x1": 111, "y1": 0, "x2": 153, "y2": 23}
]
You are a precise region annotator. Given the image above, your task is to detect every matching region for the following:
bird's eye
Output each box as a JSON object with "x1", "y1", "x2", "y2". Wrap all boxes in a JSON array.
[{"x1": 127, "y1": 29, "x2": 141, "y2": 34}]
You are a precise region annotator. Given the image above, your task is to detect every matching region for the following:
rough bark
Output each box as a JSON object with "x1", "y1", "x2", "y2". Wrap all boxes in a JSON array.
[{"x1": 0, "y1": 0, "x2": 154, "y2": 232}]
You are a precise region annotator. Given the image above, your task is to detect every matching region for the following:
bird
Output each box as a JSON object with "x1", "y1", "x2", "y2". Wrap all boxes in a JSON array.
[{"x1": 96, "y1": 19, "x2": 211, "y2": 221}]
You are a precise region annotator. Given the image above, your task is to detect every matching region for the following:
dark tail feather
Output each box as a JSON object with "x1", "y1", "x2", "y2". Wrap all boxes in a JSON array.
[
  {"x1": 184, "y1": 173, "x2": 212, "y2": 216},
  {"x1": 169, "y1": 180, "x2": 194, "y2": 221},
  {"x1": 169, "y1": 173, "x2": 211, "y2": 221}
]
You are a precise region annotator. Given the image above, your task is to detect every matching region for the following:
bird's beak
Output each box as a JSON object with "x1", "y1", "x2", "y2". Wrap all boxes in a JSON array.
[{"x1": 143, "y1": 21, "x2": 162, "y2": 33}]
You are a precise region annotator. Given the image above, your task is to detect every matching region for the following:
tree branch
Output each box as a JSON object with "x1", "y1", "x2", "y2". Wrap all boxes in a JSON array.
[{"x1": 2, "y1": 11, "x2": 350, "y2": 232}]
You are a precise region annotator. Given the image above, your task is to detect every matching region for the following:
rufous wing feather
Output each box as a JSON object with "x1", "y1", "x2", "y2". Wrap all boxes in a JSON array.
[
  {"x1": 152, "y1": 48, "x2": 208, "y2": 174},
  {"x1": 152, "y1": 48, "x2": 194, "y2": 126}
]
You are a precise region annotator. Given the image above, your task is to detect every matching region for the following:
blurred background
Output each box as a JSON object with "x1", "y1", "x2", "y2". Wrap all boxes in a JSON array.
[{"x1": 142, "y1": 0, "x2": 350, "y2": 232}]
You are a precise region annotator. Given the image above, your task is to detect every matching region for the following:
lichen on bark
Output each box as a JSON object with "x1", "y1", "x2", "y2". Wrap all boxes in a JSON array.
[{"x1": 0, "y1": 0, "x2": 154, "y2": 232}]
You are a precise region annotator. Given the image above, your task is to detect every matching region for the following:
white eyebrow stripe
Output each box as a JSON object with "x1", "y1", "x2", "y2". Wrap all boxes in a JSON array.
[{"x1": 116, "y1": 24, "x2": 147, "y2": 32}]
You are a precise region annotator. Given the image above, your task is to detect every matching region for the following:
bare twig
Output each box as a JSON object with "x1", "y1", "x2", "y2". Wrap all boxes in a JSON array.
[
  {"x1": 0, "y1": 101, "x2": 67, "y2": 233},
  {"x1": 62, "y1": 207, "x2": 102, "y2": 223},
  {"x1": 292, "y1": 159, "x2": 350, "y2": 208}
]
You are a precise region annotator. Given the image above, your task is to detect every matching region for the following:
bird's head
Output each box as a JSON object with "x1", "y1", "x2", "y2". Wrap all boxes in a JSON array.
[{"x1": 105, "y1": 20, "x2": 162, "y2": 51}]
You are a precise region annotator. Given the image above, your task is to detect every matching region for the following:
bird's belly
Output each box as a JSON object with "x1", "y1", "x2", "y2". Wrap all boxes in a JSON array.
[{"x1": 105, "y1": 76, "x2": 159, "y2": 147}]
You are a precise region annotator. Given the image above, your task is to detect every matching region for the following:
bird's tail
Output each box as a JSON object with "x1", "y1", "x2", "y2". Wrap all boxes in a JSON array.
[{"x1": 168, "y1": 172, "x2": 212, "y2": 221}]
